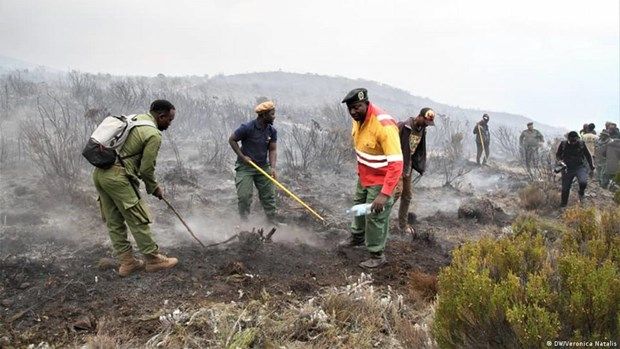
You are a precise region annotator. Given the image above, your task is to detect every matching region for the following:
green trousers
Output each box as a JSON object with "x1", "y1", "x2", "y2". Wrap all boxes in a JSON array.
[
  {"x1": 93, "y1": 166, "x2": 158, "y2": 255},
  {"x1": 234, "y1": 162, "x2": 276, "y2": 220},
  {"x1": 350, "y1": 179, "x2": 395, "y2": 253}
]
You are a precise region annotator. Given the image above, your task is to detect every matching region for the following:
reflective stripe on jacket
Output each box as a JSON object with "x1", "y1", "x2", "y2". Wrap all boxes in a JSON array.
[{"x1": 352, "y1": 103, "x2": 403, "y2": 196}]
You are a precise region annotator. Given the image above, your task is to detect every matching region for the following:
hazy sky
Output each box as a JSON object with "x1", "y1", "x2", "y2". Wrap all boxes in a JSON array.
[{"x1": 1, "y1": 0, "x2": 618, "y2": 130}]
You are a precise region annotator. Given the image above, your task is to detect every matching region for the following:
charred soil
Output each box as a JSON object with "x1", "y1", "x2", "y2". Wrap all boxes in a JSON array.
[{"x1": 0, "y1": 227, "x2": 449, "y2": 346}]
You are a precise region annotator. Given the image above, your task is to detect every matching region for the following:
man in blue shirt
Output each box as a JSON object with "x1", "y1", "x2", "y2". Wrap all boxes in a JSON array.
[{"x1": 228, "y1": 101, "x2": 278, "y2": 221}]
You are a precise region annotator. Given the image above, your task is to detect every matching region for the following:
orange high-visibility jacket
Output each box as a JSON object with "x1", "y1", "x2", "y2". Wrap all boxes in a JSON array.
[{"x1": 352, "y1": 102, "x2": 403, "y2": 196}]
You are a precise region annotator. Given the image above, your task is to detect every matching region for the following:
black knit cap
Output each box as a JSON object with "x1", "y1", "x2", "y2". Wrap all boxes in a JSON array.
[{"x1": 342, "y1": 88, "x2": 368, "y2": 104}]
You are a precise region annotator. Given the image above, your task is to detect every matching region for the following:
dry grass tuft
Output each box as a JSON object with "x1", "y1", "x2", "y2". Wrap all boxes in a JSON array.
[
  {"x1": 406, "y1": 270, "x2": 438, "y2": 302},
  {"x1": 82, "y1": 335, "x2": 118, "y2": 349},
  {"x1": 100, "y1": 273, "x2": 437, "y2": 348},
  {"x1": 518, "y1": 182, "x2": 560, "y2": 210},
  {"x1": 81, "y1": 317, "x2": 121, "y2": 349},
  {"x1": 518, "y1": 183, "x2": 546, "y2": 209}
]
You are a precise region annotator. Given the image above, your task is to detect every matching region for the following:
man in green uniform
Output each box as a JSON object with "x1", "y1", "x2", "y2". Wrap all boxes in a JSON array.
[
  {"x1": 228, "y1": 101, "x2": 278, "y2": 222},
  {"x1": 93, "y1": 100, "x2": 178, "y2": 277},
  {"x1": 519, "y1": 122, "x2": 545, "y2": 173}
]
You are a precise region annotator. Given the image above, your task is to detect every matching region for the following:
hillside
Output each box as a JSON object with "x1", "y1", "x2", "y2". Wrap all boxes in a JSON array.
[
  {"x1": 0, "y1": 56, "x2": 564, "y2": 135},
  {"x1": 0, "y1": 55, "x2": 60, "y2": 76},
  {"x1": 207, "y1": 71, "x2": 565, "y2": 135}
]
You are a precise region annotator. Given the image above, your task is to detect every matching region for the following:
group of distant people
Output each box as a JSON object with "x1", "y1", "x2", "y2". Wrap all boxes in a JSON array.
[
  {"x1": 472, "y1": 114, "x2": 547, "y2": 172},
  {"x1": 474, "y1": 114, "x2": 619, "y2": 207},
  {"x1": 555, "y1": 121, "x2": 619, "y2": 207}
]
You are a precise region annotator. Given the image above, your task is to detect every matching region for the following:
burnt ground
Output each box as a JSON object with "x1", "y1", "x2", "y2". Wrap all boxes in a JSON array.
[
  {"x1": 0, "y1": 164, "x2": 452, "y2": 347},
  {"x1": 1, "y1": 160, "x2": 616, "y2": 347},
  {"x1": 0, "y1": 228, "x2": 448, "y2": 347}
]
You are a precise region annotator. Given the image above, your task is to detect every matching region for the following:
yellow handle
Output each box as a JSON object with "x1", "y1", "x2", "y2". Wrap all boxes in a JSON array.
[{"x1": 247, "y1": 160, "x2": 325, "y2": 222}]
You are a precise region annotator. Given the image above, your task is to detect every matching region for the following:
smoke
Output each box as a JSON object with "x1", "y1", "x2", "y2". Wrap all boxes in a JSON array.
[
  {"x1": 410, "y1": 166, "x2": 520, "y2": 218},
  {"x1": 410, "y1": 191, "x2": 464, "y2": 219},
  {"x1": 159, "y1": 210, "x2": 323, "y2": 249}
]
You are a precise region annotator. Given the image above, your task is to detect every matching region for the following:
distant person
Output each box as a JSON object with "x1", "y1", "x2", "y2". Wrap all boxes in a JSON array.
[
  {"x1": 595, "y1": 130, "x2": 612, "y2": 187},
  {"x1": 556, "y1": 131, "x2": 595, "y2": 207},
  {"x1": 473, "y1": 113, "x2": 490, "y2": 165},
  {"x1": 93, "y1": 100, "x2": 178, "y2": 277},
  {"x1": 393, "y1": 108, "x2": 435, "y2": 235},
  {"x1": 579, "y1": 123, "x2": 589, "y2": 136},
  {"x1": 604, "y1": 121, "x2": 618, "y2": 134},
  {"x1": 339, "y1": 88, "x2": 403, "y2": 268},
  {"x1": 228, "y1": 101, "x2": 278, "y2": 223},
  {"x1": 581, "y1": 125, "x2": 598, "y2": 173},
  {"x1": 604, "y1": 137, "x2": 620, "y2": 186},
  {"x1": 519, "y1": 122, "x2": 545, "y2": 173},
  {"x1": 608, "y1": 123, "x2": 620, "y2": 139}
]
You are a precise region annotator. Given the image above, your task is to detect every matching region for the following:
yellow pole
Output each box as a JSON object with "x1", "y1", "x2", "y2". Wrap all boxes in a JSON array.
[
  {"x1": 477, "y1": 124, "x2": 487, "y2": 162},
  {"x1": 247, "y1": 160, "x2": 325, "y2": 222}
]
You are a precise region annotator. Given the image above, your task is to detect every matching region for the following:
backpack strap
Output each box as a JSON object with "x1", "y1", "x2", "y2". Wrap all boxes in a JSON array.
[
  {"x1": 119, "y1": 152, "x2": 142, "y2": 160},
  {"x1": 131, "y1": 120, "x2": 157, "y2": 128},
  {"x1": 117, "y1": 120, "x2": 157, "y2": 159}
]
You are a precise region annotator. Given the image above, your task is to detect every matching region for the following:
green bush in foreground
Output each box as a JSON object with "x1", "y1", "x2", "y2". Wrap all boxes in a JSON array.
[{"x1": 433, "y1": 207, "x2": 620, "y2": 349}]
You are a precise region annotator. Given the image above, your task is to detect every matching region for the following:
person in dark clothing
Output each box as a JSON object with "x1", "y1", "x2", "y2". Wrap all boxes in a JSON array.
[
  {"x1": 556, "y1": 131, "x2": 595, "y2": 207},
  {"x1": 473, "y1": 114, "x2": 490, "y2": 165},
  {"x1": 393, "y1": 108, "x2": 435, "y2": 235}
]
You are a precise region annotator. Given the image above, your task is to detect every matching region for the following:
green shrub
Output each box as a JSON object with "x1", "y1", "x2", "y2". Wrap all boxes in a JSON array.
[{"x1": 433, "y1": 207, "x2": 620, "y2": 348}]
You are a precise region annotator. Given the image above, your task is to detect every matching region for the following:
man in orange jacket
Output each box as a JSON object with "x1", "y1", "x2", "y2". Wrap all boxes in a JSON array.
[{"x1": 339, "y1": 88, "x2": 403, "y2": 268}]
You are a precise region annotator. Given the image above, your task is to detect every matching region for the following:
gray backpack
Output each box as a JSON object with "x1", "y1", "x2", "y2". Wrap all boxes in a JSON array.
[{"x1": 82, "y1": 115, "x2": 156, "y2": 169}]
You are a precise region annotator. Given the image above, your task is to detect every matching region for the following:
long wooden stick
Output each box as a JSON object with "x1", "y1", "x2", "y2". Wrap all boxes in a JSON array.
[
  {"x1": 477, "y1": 124, "x2": 487, "y2": 162},
  {"x1": 247, "y1": 160, "x2": 325, "y2": 222},
  {"x1": 204, "y1": 234, "x2": 238, "y2": 248},
  {"x1": 162, "y1": 197, "x2": 206, "y2": 248}
]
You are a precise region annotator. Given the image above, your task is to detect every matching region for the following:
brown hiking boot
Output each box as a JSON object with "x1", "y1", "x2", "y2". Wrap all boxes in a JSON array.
[
  {"x1": 144, "y1": 252, "x2": 178, "y2": 272},
  {"x1": 118, "y1": 251, "x2": 145, "y2": 277}
]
